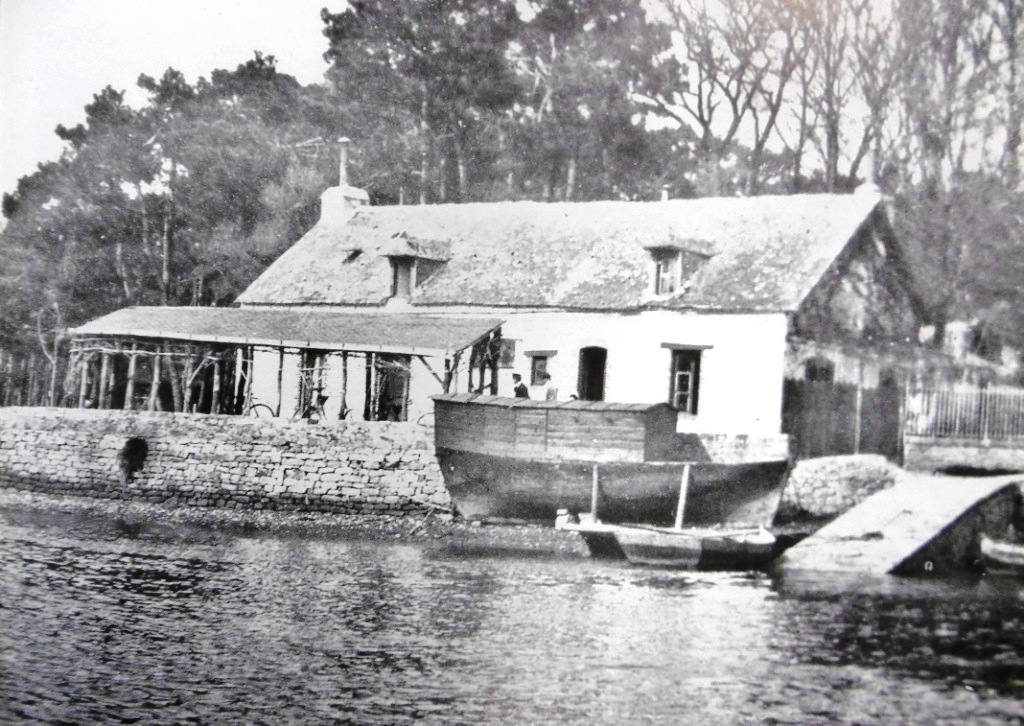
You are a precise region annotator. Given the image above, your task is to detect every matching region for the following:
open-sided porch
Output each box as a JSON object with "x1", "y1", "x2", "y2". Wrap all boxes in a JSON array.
[{"x1": 68, "y1": 307, "x2": 503, "y2": 421}]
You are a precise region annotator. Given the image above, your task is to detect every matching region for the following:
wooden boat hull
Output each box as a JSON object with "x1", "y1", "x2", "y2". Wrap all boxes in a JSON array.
[
  {"x1": 980, "y1": 535, "x2": 1024, "y2": 575},
  {"x1": 435, "y1": 447, "x2": 788, "y2": 526},
  {"x1": 612, "y1": 526, "x2": 777, "y2": 570}
]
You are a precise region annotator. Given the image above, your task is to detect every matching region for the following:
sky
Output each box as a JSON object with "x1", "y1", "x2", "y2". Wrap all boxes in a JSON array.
[{"x1": 0, "y1": 0, "x2": 349, "y2": 199}]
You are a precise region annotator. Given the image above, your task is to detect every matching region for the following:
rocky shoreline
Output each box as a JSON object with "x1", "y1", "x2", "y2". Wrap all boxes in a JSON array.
[{"x1": 0, "y1": 487, "x2": 592, "y2": 558}]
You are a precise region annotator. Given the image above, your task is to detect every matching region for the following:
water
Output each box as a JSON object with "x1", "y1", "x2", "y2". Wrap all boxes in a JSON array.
[{"x1": 2, "y1": 504, "x2": 1024, "y2": 724}]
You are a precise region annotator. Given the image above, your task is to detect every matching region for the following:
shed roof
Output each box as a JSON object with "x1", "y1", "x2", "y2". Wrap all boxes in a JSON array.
[
  {"x1": 71, "y1": 307, "x2": 502, "y2": 356},
  {"x1": 237, "y1": 190, "x2": 886, "y2": 313}
]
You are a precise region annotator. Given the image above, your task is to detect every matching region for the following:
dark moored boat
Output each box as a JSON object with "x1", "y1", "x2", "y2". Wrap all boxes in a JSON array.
[
  {"x1": 432, "y1": 394, "x2": 789, "y2": 526},
  {"x1": 980, "y1": 535, "x2": 1024, "y2": 576}
]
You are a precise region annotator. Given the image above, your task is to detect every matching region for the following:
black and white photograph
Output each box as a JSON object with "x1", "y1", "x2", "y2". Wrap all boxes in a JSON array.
[{"x1": 1, "y1": 0, "x2": 1023, "y2": 722}]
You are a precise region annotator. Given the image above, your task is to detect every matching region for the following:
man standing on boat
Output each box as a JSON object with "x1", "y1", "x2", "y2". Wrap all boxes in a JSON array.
[{"x1": 513, "y1": 373, "x2": 529, "y2": 398}]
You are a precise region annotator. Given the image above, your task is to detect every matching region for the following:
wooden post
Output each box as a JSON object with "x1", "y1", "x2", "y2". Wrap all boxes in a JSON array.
[
  {"x1": 489, "y1": 339, "x2": 499, "y2": 395},
  {"x1": 212, "y1": 358, "x2": 222, "y2": 414},
  {"x1": 477, "y1": 346, "x2": 486, "y2": 393},
  {"x1": 275, "y1": 346, "x2": 284, "y2": 417},
  {"x1": 182, "y1": 351, "x2": 196, "y2": 412},
  {"x1": 673, "y1": 464, "x2": 691, "y2": 530},
  {"x1": 242, "y1": 346, "x2": 254, "y2": 414},
  {"x1": 443, "y1": 357, "x2": 452, "y2": 393},
  {"x1": 590, "y1": 464, "x2": 600, "y2": 519},
  {"x1": 339, "y1": 351, "x2": 348, "y2": 419},
  {"x1": 124, "y1": 344, "x2": 138, "y2": 410},
  {"x1": 451, "y1": 351, "x2": 461, "y2": 393},
  {"x1": 148, "y1": 352, "x2": 161, "y2": 411},
  {"x1": 196, "y1": 359, "x2": 208, "y2": 413},
  {"x1": 364, "y1": 353, "x2": 373, "y2": 420},
  {"x1": 78, "y1": 355, "x2": 90, "y2": 409},
  {"x1": 97, "y1": 352, "x2": 111, "y2": 409}
]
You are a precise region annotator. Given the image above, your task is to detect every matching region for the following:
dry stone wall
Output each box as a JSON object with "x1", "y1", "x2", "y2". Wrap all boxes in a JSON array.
[
  {"x1": 0, "y1": 408, "x2": 450, "y2": 515},
  {"x1": 778, "y1": 454, "x2": 898, "y2": 520}
]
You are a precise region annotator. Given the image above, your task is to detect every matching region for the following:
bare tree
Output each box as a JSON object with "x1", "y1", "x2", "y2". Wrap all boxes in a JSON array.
[
  {"x1": 639, "y1": 0, "x2": 802, "y2": 195},
  {"x1": 988, "y1": 0, "x2": 1023, "y2": 188}
]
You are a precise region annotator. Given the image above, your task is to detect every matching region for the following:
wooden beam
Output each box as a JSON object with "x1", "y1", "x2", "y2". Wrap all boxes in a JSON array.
[{"x1": 417, "y1": 354, "x2": 445, "y2": 389}]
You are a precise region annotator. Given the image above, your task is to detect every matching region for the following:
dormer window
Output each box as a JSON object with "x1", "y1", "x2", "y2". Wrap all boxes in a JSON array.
[
  {"x1": 653, "y1": 249, "x2": 681, "y2": 296},
  {"x1": 648, "y1": 246, "x2": 712, "y2": 297},
  {"x1": 391, "y1": 256, "x2": 414, "y2": 299},
  {"x1": 381, "y1": 233, "x2": 450, "y2": 301}
]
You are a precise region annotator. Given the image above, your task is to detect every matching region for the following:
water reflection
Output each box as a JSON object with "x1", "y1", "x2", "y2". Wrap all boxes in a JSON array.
[
  {"x1": 772, "y1": 572, "x2": 1024, "y2": 699},
  {"x1": 2, "y1": 504, "x2": 1024, "y2": 724}
]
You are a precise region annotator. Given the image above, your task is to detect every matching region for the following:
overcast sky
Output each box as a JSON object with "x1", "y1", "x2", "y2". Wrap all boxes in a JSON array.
[{"x1": 0, "y1": 0, "x2": 349, "y2": 199}]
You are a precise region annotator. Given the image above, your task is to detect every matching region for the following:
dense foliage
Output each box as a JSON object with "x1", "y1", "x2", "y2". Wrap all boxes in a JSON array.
[{"x1": 3, "y1": 0, "x2": 1024, "y2": 382}]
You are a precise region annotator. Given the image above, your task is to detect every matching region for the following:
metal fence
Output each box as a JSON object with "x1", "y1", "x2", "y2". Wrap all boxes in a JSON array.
[{"x1": 905, "y1": 383, "x2": 1024, "y2": 441}]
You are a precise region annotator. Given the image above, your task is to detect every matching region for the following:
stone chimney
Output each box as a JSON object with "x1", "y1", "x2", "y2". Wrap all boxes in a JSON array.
[
  {"x1": 855, "y1": 148, "x2": 895, "y2": 223},
  {"x1": 339, "y1": 137, "x2": 351, "y2": 186},
  {"x1": 319, "y1": 137, "x2": 369, "y2": 226}
]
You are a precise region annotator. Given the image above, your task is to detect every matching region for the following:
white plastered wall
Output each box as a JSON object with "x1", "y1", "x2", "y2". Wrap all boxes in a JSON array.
[{"x1": 494, "y1": 310, "x2": 789, "y2": 435}]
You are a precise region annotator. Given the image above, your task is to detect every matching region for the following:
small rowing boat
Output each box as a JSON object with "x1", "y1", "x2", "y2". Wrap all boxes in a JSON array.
[
  {"x1": 611, "y1": 524, "x2": 776, "y2": 570},
  {"x1": 980, "y1": 534, "x2": 1024, "y2": 576},
  {"x1": 555, "y1": 465, "x2": 777, "y2": 570}
]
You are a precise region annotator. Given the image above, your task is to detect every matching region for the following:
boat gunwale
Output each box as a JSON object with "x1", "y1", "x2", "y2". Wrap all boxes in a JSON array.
[{"x1": 432, "y1": 392, "x2": 670, "y2": 413}]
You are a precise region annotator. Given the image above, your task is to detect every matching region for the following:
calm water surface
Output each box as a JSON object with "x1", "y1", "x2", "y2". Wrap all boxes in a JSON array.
[{"x1": 2, "y1": 504, "x2": 1024, "y2": 725}]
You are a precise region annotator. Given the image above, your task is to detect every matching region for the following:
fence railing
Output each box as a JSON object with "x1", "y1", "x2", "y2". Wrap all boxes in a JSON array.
[{"x1": 905, "y1": 383, "x2": 1024, "y2": 441}]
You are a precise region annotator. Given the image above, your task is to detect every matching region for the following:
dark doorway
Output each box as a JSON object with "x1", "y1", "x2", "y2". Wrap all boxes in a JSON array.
[{"x1": 577, "y1": 347, "x2": 607, "y2": 401}]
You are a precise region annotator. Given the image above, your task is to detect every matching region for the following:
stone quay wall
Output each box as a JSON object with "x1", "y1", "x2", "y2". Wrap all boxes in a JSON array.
[
  {"x1": 778, "y1": 454, "x2": 898, "y2": 520},
  {"x1": 0, "y1": 408, "x2": 450, "y2": 515},
  {"x1": 904, "y1": 435, "x2": 1024, "y2": 474}
]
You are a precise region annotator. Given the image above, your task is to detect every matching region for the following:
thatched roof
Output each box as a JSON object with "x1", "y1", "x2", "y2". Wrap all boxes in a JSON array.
[
  {"x1": 237, "y1": 190, "x2": 886, "y2": 313},
  {"x1": 71, "y1": 307, "x2": 502, "y2": 356}
]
